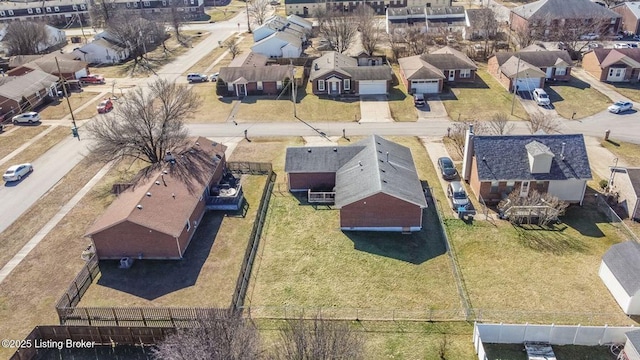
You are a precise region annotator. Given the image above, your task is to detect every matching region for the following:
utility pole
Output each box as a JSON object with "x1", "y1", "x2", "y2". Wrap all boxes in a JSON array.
[
  {"x1": 55, "y1": 57, "x2": 80, "y2": 140},
  {"x1": 510, "y1": 53, "x2": 521, "y2": 116},
  {"x1": 245, "y1": 0, "x2": 252, "y2": 33},
  {"x1": 290, "y1": 63, "x2": 296, "y2": 118}
]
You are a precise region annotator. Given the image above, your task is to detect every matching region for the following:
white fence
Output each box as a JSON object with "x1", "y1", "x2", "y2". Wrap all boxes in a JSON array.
[{"x1": 473, "y1": 322, "x2": 637, "y2": 360}]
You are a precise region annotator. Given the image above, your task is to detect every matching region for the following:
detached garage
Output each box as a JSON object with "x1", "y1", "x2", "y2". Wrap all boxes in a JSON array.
[{"x1": 599, "y1": 241, "x2": 640, "y2": 315}]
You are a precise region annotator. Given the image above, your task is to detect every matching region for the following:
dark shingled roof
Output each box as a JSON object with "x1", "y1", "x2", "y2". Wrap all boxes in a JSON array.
[
  {"x1": 309, "y1": 51, "x2": 393, "y2": 81},
  {"x1": 218, "y1": 65, "x2": 293, "y2": 83},
  {"x1": 626, "y1": 329, "x2": 640, "y2": 352},
  {"x1": 494, "y1": 49, "x2": 573, "y2": 68},
  {"x1": 625, "y1": 168, "x2": 640, "y2": 197},
  {"x1": 421, "y1": 46, "x2": 477, "y2": 70},
  {"x1": 511, "y1": 0, "x2": 620, "y2": 20},
  {"x1": 603, "y1": 241, "x2": 640, "y2": 296},
  {"x1": 340, "y1": 66, "x2": 393, "y2": 81},
  {"x1": 335, "y1": 136, "x2": 427, "y2": 208},
  {"x1": 284, "y1": 145, "x2": 366, "y2": 173},
  {"x1": 472, "y1": 134, "x2": 592, "y2": 181},
  {"x1": 590, "y1": 48, "x2": 640, "y2": 66}
]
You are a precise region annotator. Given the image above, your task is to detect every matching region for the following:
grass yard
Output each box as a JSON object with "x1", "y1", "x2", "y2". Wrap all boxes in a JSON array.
[
  {"x1": 2, "y1": 126, "x2": 69, "y2": 170},
  {"x1": 603, "y1": 82, "x2": 640, "y2": 103},
  {"x1": 296, "y1": 82, "x2": 361, "y2": 122},
  {"x1": 601, "y1": 140, "x2": 640, "y2": 166},
  {"x1": 388, "y1": 66, "x2": 417, "y2": 122},
  {"x1": 38, "y1": 93, "x2": 102, "y2": 120},
  {"x1": 0, "y1": 158, "x2": 148, "y2": 360},
  {"x1": 0, "y1": 126, "x2": 49, "y2": 160},
  {"x1": 185, "y1": 33, "x2": 246, "y2": 75},
  {"x1": 442, "y1": 68, "x2": 530, "y2": 122},
  {"x1": 185, "y1": 42, "x2": 229, "y2": 74},
  {"x1": 187, "y1": 83, "x2": 236, "y2": 122},
  {"x1": 547, "y1": 78, "x2": 610, "y2": 120},
  {"x1": 447, "y1": 197, "x2": 634, "y2": 325},
  {"x1": 248, "y1": 136, "x2": 460, "y2": 315},
  {"x1": 206, "y1": 0, "x2": 247, "y2": 22},
  {"x1": 78, "y1": 175, "x2": 266, "y2": 308}
]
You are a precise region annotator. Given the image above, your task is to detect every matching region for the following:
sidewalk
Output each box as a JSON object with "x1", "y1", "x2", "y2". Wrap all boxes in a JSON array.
[{"x1": 571, "y1": 68, "x2": 632, "y2": 103}]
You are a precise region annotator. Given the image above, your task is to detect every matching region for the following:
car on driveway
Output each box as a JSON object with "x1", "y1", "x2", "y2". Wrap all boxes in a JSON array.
[
  {"x1": 608, "y1": 101, "x2": 633, "y2": 113},
  {"x1": 209, "y1": 72, "x2": 219, "y2": 82},
  {"x1": 614, "y1": 43, "x2": 631, "y2": 49},
  {"x1": 414, "y1": 94, "x2": 426, "y2": 108},
  {"x1": 533, "y1": 88, "x2": 551, "y2": 106},
  {"x1": 187, "y1": 73, "x2": 208, "y2": 83},
  {"x1": 447, "y1": 181, "x2": 470, "y2": 210},
  {"x1": 97, "y1": 98, "x2": 113, "y2": 114},
  {"x1": 3, "y1": 163, "x2": 33, "y2": 182},
  {"x1": 12, "y1": 112, "x2": 41, "y2": 124},
  {"x1": 437, "y1": 157, "x2": 458, "y2": 180}
]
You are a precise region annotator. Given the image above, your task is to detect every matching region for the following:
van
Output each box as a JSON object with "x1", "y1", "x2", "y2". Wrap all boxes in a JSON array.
[
  {"x1": 187, "y1": 73, "x2": 208, "y2": 83},
  {"x1": 447, "y1": 181, "x2": 470, "y2": 210}
]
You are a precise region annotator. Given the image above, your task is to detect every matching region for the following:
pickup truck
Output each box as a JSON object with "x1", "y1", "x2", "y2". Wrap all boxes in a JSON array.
[{"x1": 79, "y1": 75, "x2": 106, "y2": 85}]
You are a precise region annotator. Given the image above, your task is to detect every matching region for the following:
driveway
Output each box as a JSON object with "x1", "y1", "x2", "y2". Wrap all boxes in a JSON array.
[
  {"x1": 359, "y1": 95, "x2": 393, "y2": 122},
  {"x1": 517, "y1": 91, "x2": 561, "y2": 119},
  {"x1": 418, "y1": 96, "x2": 449, "y2": 121}
]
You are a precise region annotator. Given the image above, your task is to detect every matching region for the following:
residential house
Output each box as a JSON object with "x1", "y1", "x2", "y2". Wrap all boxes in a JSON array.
[
  {"x1": 7, "y1": 53, "x2": 88, "y2": 80},
  {"x1": 0, "y1": 24, "x2": 66, "y2": 54},
  {"x1": 460, "y1": 131, "x2": 592, "y2": 204},
  {"x1": 0, "y1": 0, "x2": 89, "y2": 26},
  {"x1": 582, "y1": 48, "x2": 640, "y2": 82},
  {"x1": 398, "y1": 46, "x2": 477, "y2": 94},
  {"x1": 285, "y1": 0, "x2": 451, "y2": 17},
  {"x1": 600, "y1": 241, "x2": 640, "y2": 315},
  {"x1": 251, "y1": 31, "x2": 302, "y2": 58},
  {"x1": 285, "y1": 135, "x2": 428, "y2": 232},
  {"x1": 487, "y1": 45, "x2": 573, "y2": 92},
  {"x1": 509, "y1": 0, "x2": 621, "y2": 38},
  {"x1": 85, "y1": 137, "x2": 228, "y2": 260},
  {"x1": 425, "y1": 6, "x2": 467, "y2": 36},
  {"x1": 0, "y1": 69, "x2": 59, "y2": 118},
  {"x1": 465, "y1": 8, "x2": 498, "y2": 40},
  {"x1": 73, "y1": 38, "x2": 130, "y2": 64},
  {"x1": 96, "y1": 0, "x2": 206, "y2": 21},
  {"x1": 286, "y1": 14, "x2": 312, "y2": 30},
  {"x1": 253, "y1": 15, "x2": 307, "y2": 43},
  {"x1": 608, "y1": 167, "x2": 640, "y2": 221},
  {"x1": 613, "y1": 2, "x2": 640, "y2": 35},
  {"x1": 218, "y1": 52, "x2": 294, "y2": 97},
  {"x1": 309, "y1": 51, "x2": 393, "y2": 96}
]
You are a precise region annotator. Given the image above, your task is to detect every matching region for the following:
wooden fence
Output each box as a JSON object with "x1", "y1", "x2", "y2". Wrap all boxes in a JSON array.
[
  {"x1": 227, "y1": 161, "x2": 272, "y2": 175},
  {"x1": 58, "y1": 307, "x2": 231, "y2": 327},
  {"x1": 55, "y1": 255, "x2": 99, "y2": 310}
]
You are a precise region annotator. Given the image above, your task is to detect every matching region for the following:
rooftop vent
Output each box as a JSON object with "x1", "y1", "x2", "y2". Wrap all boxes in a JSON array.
[
  {"x1": 307, "y1": 148, "x2": 311, "y2": 152},
  {"x1": 333, "y1": 147, "x2": 337, "y2": 152},
  {"x1": 155, "y1": 181, "x2": 160, "y2": 185},
  {"x1": 560, "y1": 142, "x2": 566, "y2": 160},
  {"x1": 146, "y1": 192, "x2": 151, "y2": 197},
  {"x1": 195, "y1": 142, "x2": 200, "y2": 146},
  {"x1": 172, "y1": 193, "x2": 176, "y2": 199},
  {"x1": 136, "y1": 204, "x2": 143, "y2": 209},
  {"x1": 358, "y1": 161, "x2": 362, "y2": 166}
]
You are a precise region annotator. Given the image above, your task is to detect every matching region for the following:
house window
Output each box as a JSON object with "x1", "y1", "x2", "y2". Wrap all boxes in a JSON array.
[
  {"x1": 257, "y1": 81, "x2": 263, "y2": 90},
  {"x1": 227, "y1": 84, "x2": 234, "y2": 92},
  {"x1": 144, "y1": 1, "x2": 150, "y2": 6},
  {"x1": 184, "y1": 0, "x2": 188, "y2": 4},
  {"x1": 28, "y1": 8, "x2": 33, "y2": 14},
  {"x1": 611, "y1": 17, "x2": 617, "y2": 24},
  {"x1": 46, "y1": 7, "x2": 52, "y2": 12},
  {"x1": 36, "y1": 7, "x2": 41, "y2": 13},
  {"x1": 490, "y1": 181, "x2": 499, "y2": 194},
  {"x1": 162, "y1": 0, "x2": 166, "y2": 5},
  {"x1": 8, "y1": 9, "x2": 13, "y2": 15},
  {"x1": 277, "y1": 81, "x2": 283, "y2": 89},
  {"x1": 133, "y1": 2, "x2": 138, "y2": 7},
  {"x1": 54, "y1": 6, "x2": 60, "y2": 11},
  {"x1": 73, "y1": 5, "x2": 78, "y2": 10},
  {"x1": 0, "y1": 11, "x2": 5, "y2": 16},
  {"x1": 126, "y1": 2, "x2": 131, "y2": 7},
  {"x1": 505, "y1": 181, "x2": 515, "y2": 194},
  {"x1": 318, "y1": 80, "x2": 325, "y2": 91},
  {"x1": 343, "y1": 79, "x2": 350, "y2": 90},
  {"x1": 80, "y1": 4, "x2": 86, "y2": 9},
  {"x1": 190, "y1": 0, "x2": 195, "y2": 4},
  {"x1": 186, "y1": 220, "x2": 191, "y2": 232},
  {"x1": 555, "y1": 67, "x2": 566, "y2": 76},
  {"x1": 459, "y1": 69, "x2": 471, "y2": 78}
]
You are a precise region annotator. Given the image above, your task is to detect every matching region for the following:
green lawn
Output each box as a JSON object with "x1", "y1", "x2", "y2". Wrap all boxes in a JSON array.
[
  {"x1": 547, "y1": 77, "x2": 610, "y2": 120},
  {"x1": 388, "y1": 66, "x2": 417, "y2": 122},
  {"x1": 442, "y1": 68, "x2": 530, "y2": 122}
]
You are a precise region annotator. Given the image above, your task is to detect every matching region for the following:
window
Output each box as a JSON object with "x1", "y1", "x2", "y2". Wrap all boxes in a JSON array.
[
  {"x1": 277, "y1": 81, "x2": 283, "y2": 90},
  {"x1": 490, "y1": 181, "x2": 499, "y2": 194},
  {"x1": 162, "y1": 0, "x2": 166, "y2": 5},
  {"x1": 0, "y1": 11, "x2": 5, "y2": 16},
  {"x1": 343, "y1": 79, "x2": 350, "y2": 90},
  {"x1": 611, "y1": 17, "x2": 617, "y2": 24},
  {"x1": 318, "y1": 80, "x2": 325, "y2": 91},
  {"x1": 54, "y1": 6, "x2": 60, "y2": 11},
  {"x1": 35, "y1": 90, "x2": 41, "y2": 99},
  {"x1": 46, "y1": 7, "x2": 52, "y2": 12},
  {"x1": 80, "y1": 4, "x2": 86, "y2": 9},
  {"x1": 505, "y1": 181, "x2": 515, "y2": 194},
  {"x1": 133, "y1": 2, "x2": 138, "y2": 7},
  {"x1": 126, "y1": 2, "x2": 130, "y2": 6},
  {"x1": 72, "y1": 5, "x2": 78, "y2": 10},
  {"x1": 186, "y1": 220, "x2": 191, "y2": 232},
  {"x1": 143, "y1": 1, "x2": 150, "y2": 6},
  {"x1": 555, "y1": 67, "x2": 566, "y2": 76},
  {"x1": 227, "y1": 84, "x2": 234, "y2": 91},
  {"x1": 28, "y1": 8, "x2": 33, "y2": 13},
  {"x1": 36, "y1": 7, "x2": 41, "y2": 13},
  {"x1": 184, "y1": 0, "x2": 188, "y2": 4},
  {"x1": 257, "y1": 81, "x2": 263, "y2": 90},
  {"x1": 190, "y1": 0, "x2": 195, "y2": 4},
  {"x1": 459, "y1": 69, "x2": 471, "y2": 78},
  {"x1": 536, "y1": 181, "x2": 545, "y2": 191},
  {"x1": 8, "y1": 9, "x2": 13, "y2": 15}
]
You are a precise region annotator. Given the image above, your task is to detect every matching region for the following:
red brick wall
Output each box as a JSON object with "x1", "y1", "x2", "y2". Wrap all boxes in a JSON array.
[
  {"x1": 487, "y1": 56, "x2": 511, "y2": 90},
  {"x1": 91, "y1": 221, "x2": 180, "y2": 260},
  {"x1": 613, "y1": 5, "x2": 640, "y2": 34},
  {"x1": 509, "y1": 13, "x2": 529, "y2": 33},
  {"x1": 0, "y1": 96, "x2": 21, "y2": 119},
  {"x1": 583, "y1": 51, "x2": 608, "y2": 81},
  {"x1": 177, "y1": 196, "x2": 207, "y2": 257},
  {"x1": 288, "y1": 172, "x2": 336, "y2": 190},
  {"x1": 340, "y1": 193, "x2": 423, "y2": 229}
]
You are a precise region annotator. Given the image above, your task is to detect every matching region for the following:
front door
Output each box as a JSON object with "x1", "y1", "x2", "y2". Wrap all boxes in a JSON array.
[
  {"x1": 330, "y1": 81, "x2": 339, "y2": 94},
  {"x1": 448, "y1": 70, "x2": 455, "y2": 81},
  {"x1": 520, "y1": 181, "x2": 530, "y2": 197},
  {"x1": 608, "y1": 68, "x2": 626, "y2": 81},
  {"x1": 236, "y1": 84, "x2": 246, "y2": 97}
]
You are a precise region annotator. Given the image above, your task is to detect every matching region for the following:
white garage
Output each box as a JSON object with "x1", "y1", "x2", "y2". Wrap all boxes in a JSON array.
[
  {"x1": 600, "y1": 241, "x2": 640, "y2": 315},
  {"x1": 410, "y1": 80, "x2": 440, "y2": 94},
  {"x1": 358, "y1": 80, "x2": 388, "y2": 95},
  {"x1": 513, "y1": 77, "x2": 542, "y2": 92}
]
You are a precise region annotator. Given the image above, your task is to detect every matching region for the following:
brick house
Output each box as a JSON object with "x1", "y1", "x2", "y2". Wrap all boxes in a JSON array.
[
  {"x1": 309, "y1": 51, "x2": 393, "y2": 96},
  {"x1": 85, "y1": 137, "x2": 228, "y2": 260},
  {"x1": 0, "y1": 69, "x2": 58, "y2": 119},
  {"x1": 398, "y1": 46, "x2": 477, "y2": 94},
  {"x1": 285, "y1": 135, "x2": 427, "y2": 232},
  {"x1": 612, "y1": 2, "x2": 640, "y2": 35},
  {"x1": 583, "y1": 48, "x2": 640, "y2": 82},
  {"x1": 285, "y1": 0, "x2": 451, "y2": 17},
  {"x1": 487, "y1": 45, "x2": 573, "y2": 92},
  {"x1": 8, "y1": 53, "x2": 88, "y2": 80},
  {"x1": 460, "y1": 129, "x2": 592, "y2": 205},
  {"x1": 218, "y1": 52, "x2": 295, "y2": 97}
]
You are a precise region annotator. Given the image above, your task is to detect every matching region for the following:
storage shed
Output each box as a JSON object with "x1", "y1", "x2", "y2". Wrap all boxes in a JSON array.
[{"x1": 599, "y1": 241, "x2": 640, "y2": 315}]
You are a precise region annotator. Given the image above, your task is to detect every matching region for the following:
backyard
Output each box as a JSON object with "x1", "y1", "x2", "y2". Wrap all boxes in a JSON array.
[{"x1": 547, "y1": 78, "x2": 611, "y2": 120}]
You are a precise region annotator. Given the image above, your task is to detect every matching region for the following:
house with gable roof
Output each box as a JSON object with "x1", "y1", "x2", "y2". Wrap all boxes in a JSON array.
[
  {"x1": 0, "y1": 69, "x2": 58, "y2": 118},
  {"x1": 600, "y1": 241, "x2": 640, "y2": 315},
  {"x1": 613, "y1": 1, "x2": 640, "y2": 35},
  {"x1": 285, "y1": 135, "x2": 427, "y2": 232},
  {"x1": 7, "y1": 52, "x2": 88, "y2": 80},
  {"x1": 582, "y1": 48, "x2": 640, "y2": 82},
  {"x1": 218, "y1": 52, "x2": 294, "y2": 97}
]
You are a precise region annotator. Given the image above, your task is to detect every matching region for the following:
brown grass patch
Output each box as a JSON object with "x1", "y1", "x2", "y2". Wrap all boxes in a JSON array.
[
  {"x1": 38, "y1": 93, "x2": 103, "y2": 120},
  {"x1": 187, "y1": 83, "x2": 235, "y2": 123},
  {"x1": 0, "y1": 126, "x2": 49, "y2": 160}
]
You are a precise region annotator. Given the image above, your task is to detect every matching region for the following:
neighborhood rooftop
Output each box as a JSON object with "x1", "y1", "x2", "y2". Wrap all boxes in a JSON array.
[
  {"x1": 603, "y1": 241, "x2": 640, "y2": 296},
  {"x1": 511, "y1": 0, "x2": 620, "y2": 20}
]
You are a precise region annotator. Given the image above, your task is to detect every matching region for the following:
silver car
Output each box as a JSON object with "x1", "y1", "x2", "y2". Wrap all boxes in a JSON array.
[
  {"x1": 12, "y1": 112, "x2": 41, "y2": 124},
  {"x1": 447, "y1": 181, "x2": 470, "y2": 210},
  {"x1": 608, "y1": 101, "x2": 633, "y2": 113},
  {"x1": 3, "y1": 163, "x2": 33, "y2": 182}
]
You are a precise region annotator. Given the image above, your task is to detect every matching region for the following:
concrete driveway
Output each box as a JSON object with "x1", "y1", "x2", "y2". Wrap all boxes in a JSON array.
[
  {"x1": 359, "y1": 95, "x2": 393, "y2": 122},
  {"x1": 517, "y1": 91, "x2": 561, "y2": 119},
  {"x1": 418, "y1": 96, "x2": 449, "y2": 121}
]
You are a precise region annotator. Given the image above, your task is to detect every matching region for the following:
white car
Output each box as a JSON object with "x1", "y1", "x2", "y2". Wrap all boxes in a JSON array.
[
  {"x1": 3, "y1": 163, "x2": 33, "y2": 182},
  {"x1": 608, "y1": 101, "x2": 633, "y2": 113},
  {"x1": 12, "y1": 112, "x2": 41, "y2": 124},
  {"x1": 579, "y1": 33, "x2": 599, "y2": 40},
  {"x1": 209, "y1": 72, "x2": 219, "y2": 82},
  {"x1": 533, "y1": 88, "x2": 551, "y2": 106},
  {"x1": 614, "y1": 43, "x2": 631, "y2": 49}
]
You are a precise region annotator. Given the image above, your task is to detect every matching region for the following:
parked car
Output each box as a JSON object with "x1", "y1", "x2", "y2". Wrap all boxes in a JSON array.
[
  {"x1": 12, "y1": 112, "x2": 41, "y2": 124},
  {"x1": 614, "y1": 43, "x2": 631, "y2": 49},
  {"x1": 79, "y1": 74, "x2": 106, "y2": 84},
  {"x1": 3, "y1": 163, "x2": 33, "y2": 182},
  {"x1": 629, "y1": 43, "x2": 639, "y2": 48},
  {"x1": 587, "y1": 42, "x2": 602, "y2": 49},
  {"x1": 613, "y1": 34, "x2": 624, "y2": 40},
  {"x1": 209, "y1": 72, "x2": 219, "y2": 82},
  {"x1": 447, "y1": 181, "x2": 470, "y2": 210},
  {"x1": 557, "y1": 42, "x2": 567, "y2": 50},
  {"x1": 437, "y1": 157, "x2": 458, "y2": 180},
  {"x1": 414, "y1": 94, "x2": 426, "y2": 108},
  {"x1": 608, "y1": 101, "x2": 633, "y2": 113},
  {"x1": 97, "y1": 98, "x2": 114, "y2": 114},
  {"x1": 532, "y1": 88, "x2": 551, "y2": 106},
  {"x1": 579, "y1": 33, "x2": 599, "y2": 40},
  {"x1": 187, "y1": 73, "x2": 208, "y2": 83}
]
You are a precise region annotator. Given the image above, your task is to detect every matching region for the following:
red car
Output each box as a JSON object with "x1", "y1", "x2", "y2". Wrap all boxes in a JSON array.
[
  {"x1": 97, "y1": 99, "x2": 113, "y2": 114},
  {"x1": 79, "y1": 74, "x2": 105, "y2": 85}
]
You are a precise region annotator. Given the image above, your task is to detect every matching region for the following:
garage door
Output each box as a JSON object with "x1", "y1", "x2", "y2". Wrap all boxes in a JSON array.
[
  {"x1": 358, "y1": 80, "x2": 387, "y2": 95},
  {"x1": 411, "y1": 80, "x2": 440, "y2": 94},
  {"x1": 513, "y1": 77, "x2": 540, "y2": 92}
]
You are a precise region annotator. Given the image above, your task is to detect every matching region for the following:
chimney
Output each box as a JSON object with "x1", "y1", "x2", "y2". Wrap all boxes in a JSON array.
[{"x1": 461, "y1": 125, "x2": 475, "y2": 182}]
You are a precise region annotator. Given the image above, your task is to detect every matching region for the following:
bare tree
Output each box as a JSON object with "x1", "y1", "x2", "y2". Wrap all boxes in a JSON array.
[
  {"x1": 498, "y1": 190, "x2": 568, "y2": 226},
  {"x1": 513, "y1": 25, "x2": 534, "y2": 49},
  {"x1": 106, "y1": 13, "x2": 166, "y2": 69},
  {"x1": 316, "y1": 9, "x2": 358, "y2": 53},
  {"x1": 386, "y1": 30, "x2": 405, "y2": 61},
  {"x1": 448, "y1": 121, "x2": 487, "y2": 158},
  {"x1": 473, "y1": 7, "x2": 499, "y2": 55},
  {"x1": 527, "y1": 113, "x2": 561, "y2": 134},
  {"x1": 402, "y1": 25, "x2": 432, "y2": 56},
  {"x1": 273, "y1": 315, "x2": 365, "y2": 360},
  {"x1": 86, "y1": 78, "x2": 199, "y2": 164},
  {"x1": 165, "y1": 0, "x2": 188, "y2": 44},
  {"x1": 88, "y1": 0, "x2": 116, "y2": 29},
  {"x1": 152, "y1": 310, "x2": 260, "y2": 360},
  {"x1": 355, "y1": 5, "x2": 381, "y2": 55},
  {"x1": 248, "y1": 0, "x2": 270, "y2": 26},
  {"x1": 486, "y1": 112, "x2": 514, "y2": 135},
  {"x1": 223, "y1": 38, "x2": 241, "y2": 59},
  {"x1": 3, "y1": 21, "x2": 49, "y2": 55}
]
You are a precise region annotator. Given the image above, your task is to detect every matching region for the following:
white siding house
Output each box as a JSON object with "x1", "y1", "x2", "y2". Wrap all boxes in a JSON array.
[
  {"x1": 624, "y1": 330, "x2": 640, "y2": 360},
  {"x1": 609, "y1": 167, "x2": 640, "y2": 221},
  {"x1": 251, "y1": 31, "x2": 302, "y2": 58},
  {"x1": 600, "y1": 241, "x2": 640, "y2": 315},
  {"x1": 73, "y1": 38, "x2": 129, "y2": 64},
  {"x1": 547, "y1": 179, "x2": 588, "y2": 204}
]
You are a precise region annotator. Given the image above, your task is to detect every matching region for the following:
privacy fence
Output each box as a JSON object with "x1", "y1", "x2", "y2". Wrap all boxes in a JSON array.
[{"x1": 595, "y1": 194, "x2": 639, "y2": 242}]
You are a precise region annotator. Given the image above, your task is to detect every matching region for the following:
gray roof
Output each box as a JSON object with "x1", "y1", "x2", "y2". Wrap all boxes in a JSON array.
[
  {"x1": 511, "y1": 0, "x2": 620, "y2": 20},
  {"x1": 387, "y1": 6, "x2": 425, "y2": 17},
  {"x1": 89, "y1": 38, "x2": 127, "y2": 52},
  {"x1": 398, "y1": 55, "x2": 445, "y2": 80},
  {"x1": 0, "y1": 69, "x2": 58, "y2": 101},
  {"x1": 422, "y1": 46, "x2": 477, "y2": 70},
  {"x1": 625, "y1": 168, "x2": 640, "y2": 197},
  {"x1": 340, "y1": 66, "x2": 393, "y2": 81},
  {"x1": 219, "y1": 65, "x2": 293, "y2": 83},
  {"x1": 229, "y1": 51, "x2": 268, "y2": 67},
  {"x1": 285, "y1": 145, "x2": 366, "y2": 173},
  {"x1": 426, "y1": 6, "x2": 465, "y2": 16},
  {"x1": 494, "y1": 49, "x2": 573, "y2": 68},
  {"x1": 254, "y1": 30, "x2": 302, "y2": 49},
  {"x1": 472, "y1": 134, "x2": 592, "y2": 181},
  {"x1": 335, "y1": 135, "x2": 427, "y2": 208},
  {"x1": 310, "y1": 51, "x2": 392, "y2": 81},
  {"x1": 603, "y1": 241, "x2": 640, "y2": 296},
  {"x1": 626, "y1": 329, "x2": 640, "y2": 351}
]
